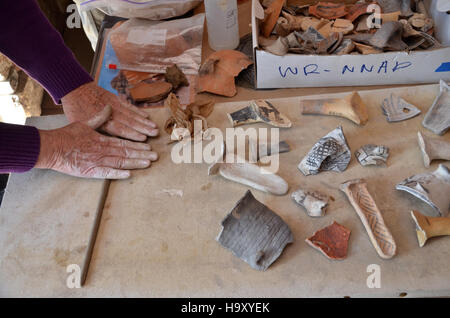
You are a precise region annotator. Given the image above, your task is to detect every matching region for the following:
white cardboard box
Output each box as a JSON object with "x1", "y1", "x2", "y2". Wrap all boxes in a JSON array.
[{"x1": 251, "y1": 0, "x2": 450, "y2": 88}]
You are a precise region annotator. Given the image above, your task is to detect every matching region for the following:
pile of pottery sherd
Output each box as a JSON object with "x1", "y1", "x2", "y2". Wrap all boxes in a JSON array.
[{"x1": 258, "y1": 0, "x2": 442, "y2": 56}]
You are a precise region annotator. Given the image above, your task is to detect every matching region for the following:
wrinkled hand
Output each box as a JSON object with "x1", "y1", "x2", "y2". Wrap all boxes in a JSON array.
[
  {"x1": 62, "y1": 81, "x2": 159, "y2": 141},
  {"x1": 35, "y1": 106, "x2": 158, "y2": 179}
]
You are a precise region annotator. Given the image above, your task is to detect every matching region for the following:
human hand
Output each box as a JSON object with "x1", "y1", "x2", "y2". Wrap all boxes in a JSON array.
[
  {"x1": 35, "y1": 106, "x2": 158, "y2": 179},
  {"x1": 62, "y1": 81, "x2": 159, "y2": 141}
]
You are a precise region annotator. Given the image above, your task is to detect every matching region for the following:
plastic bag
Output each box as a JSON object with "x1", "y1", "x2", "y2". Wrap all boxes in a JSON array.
[
  {"x1": 108, "y1": 14, "x2": 205, "y2": 75},
  {"x1": 79, "y1": 0, "x2": 202, "y2": 20}
]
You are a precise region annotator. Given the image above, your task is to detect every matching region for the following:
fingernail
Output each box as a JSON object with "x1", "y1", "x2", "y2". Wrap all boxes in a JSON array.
[
  {"x1": 149, "y1": 129, "x2": 159, "y2": 137},
  {"x1": 150, "y1": 152, "x2": 158, "y2": 161},
  {"x1": 146, "y1": 120, "x2": 157, "y2": 128},
  {"x1": 139, "y1": 159, "x2": 151, "y2": 167},
  {"x1": 119, "y1": 171, "x2": 131, "y2": 179}
]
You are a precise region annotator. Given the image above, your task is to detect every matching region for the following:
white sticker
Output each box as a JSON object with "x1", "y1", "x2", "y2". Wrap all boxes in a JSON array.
[{"x1": 126, "y1": 28, "x2": 167, "y2": 46}]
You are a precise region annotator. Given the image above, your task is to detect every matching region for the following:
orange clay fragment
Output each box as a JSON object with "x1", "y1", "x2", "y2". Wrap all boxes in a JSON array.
[
  {"x1": 122, "y1": 70, "x2": 157, "y2": 86},
  {"x1": 309, "y1": 2, "x2": 348, "y2": 20},
  {"x1": 261, "y1": 0, "x2": 284, "y2": 37},
  {"x1": 198, "y1": 50, "x2": 253, "y2": 97}
]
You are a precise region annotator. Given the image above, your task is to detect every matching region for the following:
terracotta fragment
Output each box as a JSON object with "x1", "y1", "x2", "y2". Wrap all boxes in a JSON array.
[
  {"x1": 345, "y1": 2, "x2": 370, "y2": 22},
  {"x1": 228, "y1": 99, "x2": 292, "y2": 128},
  {"x1": 286, "y1": 32, "x2": 301, "y2": 49},
  {"x1": 197, "y1": 50, "x2": 253, "y2": 97},
  {"x1": 164, "y1": 64, "x2": 189, "y2": 90},
  {"x1": 340, "y1": 179, "x2": 397, "y2": 259},
  {"x1": 381, "y1": 11, "x2": 401, "y2": 23},
  {"x1": 331, "y1": 19, "x2": 354, "y2": 35},
  {"x1": 217, "y1": 190, "x2": 294, "y2": 271},
  {"x1": 355, "y1": 144, "x2": 389, "y2": 166},
  {"x1": 354, "y1": 42, "x2": 383, "y2": 54},
  {"x1": 298, "y1": 126, "x2": 351, "y2": 176},
  {"x1": 422, "y1": 80, "x2": 450, "y2": 135},
  {"x1": 301, "y1": 91, "x2": 369, "y2": 125},
  {"x1": 306, "y1": 222, "x2": 351, "y2": 260},
  {"x1": 129, "y1": 81, "x2": 172, "y2": 103},
  {"x1": 396, "y1": 164, "x2": 450, "y2": 217},
  {"x1": 317, "y1": 32, "x2": 343, "y2": 54},
  {"x1": 261, "y1": 0, "x2": 285, "y2": 37},
  {"x1": 309, "y1": 2, "x2": 348, "y2": 20},
  {"x1": 208, "y1": 153, "x2": 289, "y2": 196},
  {"x1": 381, "y1": 93, "x2": 421, "y2": 122},
  {"x1": 417, "y1": 131, "x2": 450, "y2": 168},
  {"x1": 411, "y1": 210, "x2": 450, "y2": 247},
  {"x1": 281, "y1": 11, "x2": 305, "y2": 32},
  {"x1": 408, "y1": 13, "x2": 427, "y2": 28},
  {"x1": 122, "y1": 70, "x2": 157, "y2": 86},
  {"x1": 317, "y1": 20, "x2": 334, "y2": 38},
  {"x1": 300, "y1": 17, "x2": 323, "y2": 31},
  {"x1": 292, "y1": 188, "x2": 329, "y2": 217}
]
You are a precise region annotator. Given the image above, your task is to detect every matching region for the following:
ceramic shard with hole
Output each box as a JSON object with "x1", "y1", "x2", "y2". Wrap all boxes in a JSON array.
[
  {"x1": 249, "y1": 139, "x2": 290, "y2": 162},
  {"x1": 396, "y1": 164, "x2": 450, "y2": 217},
  {"x1": 340, "y1": 179, "x2": 397, "y2": 259},
  {"x1": 298, "y1": 126, "x2": 351, "y2": 176},
  {"x1": 355, "y1": 144, "x2": 389, "y2": 167},
  {"x1": 411, "y1": 210, "x2": 450, "y2": 247},
  {"x1": 417, "y1": 132, "x2": 450, "y2": 168},
  {"x1": 301, "y1": 91, "x2": 368, "y2": 125},
  {"x1": 306, "y1": 222, "x2": 351, "y2": 260},
  {"x1": 216, "y1": 190, "x2": 294, "y2": 271},
  {"x1": 208, "y1": 153, "x2": 288, "y2": 196},
  {"x1": 381, "y1": 93, "x2": 421, "y2": 122},
  {"x1": 292, "y1": 188, "x2": 329, "y2": 217},
  {"x1": 228, "y1": 99, "x2": 292, "y2": 128},
  {"x1": 422, "y1": 80, "x2": 450, "y2": 135},
  {"x1": 198, "y1": 50, "x2": 253, "y2": 97}
]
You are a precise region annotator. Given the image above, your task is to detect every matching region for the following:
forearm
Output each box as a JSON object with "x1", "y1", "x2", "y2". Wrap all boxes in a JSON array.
[
  {"x1": 0, "y1": 123, "x2": 40, "y2": 173},
  {"x1": 0, "y1": 0, "x2": 93, "y2": 104}
]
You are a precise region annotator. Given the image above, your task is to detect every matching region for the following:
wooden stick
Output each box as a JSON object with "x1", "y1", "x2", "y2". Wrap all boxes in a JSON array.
[{"x1": 80, "y1": 179, "x2": 111, "y2": 286}]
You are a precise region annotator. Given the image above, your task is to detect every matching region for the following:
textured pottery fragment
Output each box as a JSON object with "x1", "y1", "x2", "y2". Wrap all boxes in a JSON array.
[
  {"x1": 298, "y1": 126, "x2": 351, "y2": 176},
  {"x1": 208, "y1": 153, "x2": 289, "y2": 196},
  {"x1": 129, "y1": 81, "x2": 172, "y2": 103},
  {"x1": 306, "y1": 222, "x2": 351, "y2": 260},
  {"x1": 355, "y1": 145, "x2": 389, "y2": 167},
  {"x1": 396, "y1": 164, "x2": 450, "y2": 217},
  {"x1": 261, "y1": 0, "x2": 285, "y2": 37},
  {"x1": 228, "y1": 99, "x2": 292, "y2": 128},
  {"x1": 417, "y1": 132, "x2": 450, "y2": 168},
  {"x1": 292, "y1": 188, "x2": 329, "y2": 217},
  {"x1": 368, "y1": 21, "x2": 408, "y2": 51},
  {"x1": 340, "y1": 179, "x2": 397, "y2": 259},
  {"x1": 217, "y1": 190, "x2": 294, "y2": 271},
  {"x1": 422, "y1": 80, "x2": 450, "y2": 135},
  {"x1": 198, "y1": 50, "x2": 253, "y2": 97},
  {"x1": 380, "y1": 11, "x2": 401, "y2": 23},
  {"x1": 309, "y1": 2, "x2": 347, "y2": 19},
  {"x1": 411, "y1": 210, "x2": 450, "y2": 247},
  {"x1": 381, "y1": 93, "x2": 421, "y2": 122},
  {"x1": 301, "y1": 91, "x2": 369, "y2": 125},
  {"x1": 317, "y1": 32, "x2": 343, "y2": 54},
  {"x1": 249, "y1": 139, "x2": 290, "y2": 162}
]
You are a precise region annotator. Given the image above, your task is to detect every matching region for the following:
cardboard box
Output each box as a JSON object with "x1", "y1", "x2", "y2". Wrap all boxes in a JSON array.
[{"x1": 251, "y1": 0, "x2": 450, "y2": 88}]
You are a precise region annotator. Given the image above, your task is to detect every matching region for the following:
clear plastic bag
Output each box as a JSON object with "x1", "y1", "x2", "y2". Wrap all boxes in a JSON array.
[
  {"x1": 79, "y1": 0, "x2": 203, "y2": 20},
  {"x1": 108, "y1": 14, "x2": 205, "y2": 75}
]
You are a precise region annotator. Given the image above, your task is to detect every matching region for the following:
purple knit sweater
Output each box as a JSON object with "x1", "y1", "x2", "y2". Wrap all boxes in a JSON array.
[{"x1": 0, "y1": 0, "x2": 93, "y2": 173}]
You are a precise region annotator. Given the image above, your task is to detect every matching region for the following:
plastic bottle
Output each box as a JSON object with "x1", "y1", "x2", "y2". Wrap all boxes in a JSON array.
[{"x1": 204, "y1": 0, "x2": 240, "y2": 51}]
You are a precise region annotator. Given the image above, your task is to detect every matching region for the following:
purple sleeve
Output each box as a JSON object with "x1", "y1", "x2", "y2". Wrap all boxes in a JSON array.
[
  {"x1": 0, "y1": 123, "x2": 40, "y2": 173},
  {"x1": 0, "y1": 0, "x2": 93, "y2": 173},
  {"x1": 0, "y1": 0, "x2": 93, "y2": 104}
]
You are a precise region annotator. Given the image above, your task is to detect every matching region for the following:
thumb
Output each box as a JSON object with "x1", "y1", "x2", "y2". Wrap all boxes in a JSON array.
[{"x1": 84, "y1": 105, "x2": 112, "y2": 129}]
